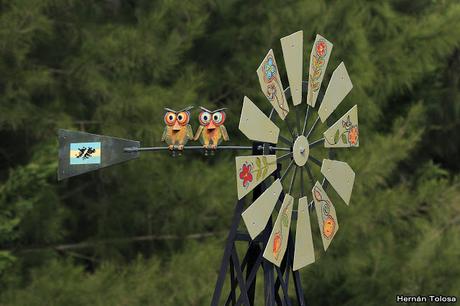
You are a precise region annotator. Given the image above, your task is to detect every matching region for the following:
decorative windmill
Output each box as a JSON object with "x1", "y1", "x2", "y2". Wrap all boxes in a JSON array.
[
  {"x1": 211, "y1": 31, "x2": 358, "y2": 306},
  {"x1": 57, "y1": 30, "x2": 359, "y2": 306}
]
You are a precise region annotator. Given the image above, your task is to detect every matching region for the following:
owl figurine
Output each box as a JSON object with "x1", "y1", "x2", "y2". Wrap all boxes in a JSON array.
[
  {"x1": 194, "y1": 107, "x2": 229, "y2": 149},
  {"x1": 161, "y1": 106, "x2": 194, "y2": 151}
]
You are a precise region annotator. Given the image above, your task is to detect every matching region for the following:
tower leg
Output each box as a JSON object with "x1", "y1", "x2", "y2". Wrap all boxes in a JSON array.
[{"x1": 211, "y1": 163, "x2": 307, "y2": 306}]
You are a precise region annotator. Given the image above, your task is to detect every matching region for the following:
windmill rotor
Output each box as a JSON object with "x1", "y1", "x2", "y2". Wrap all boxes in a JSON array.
[{"x1": 237, "y1": 30, "x2": 359, "y2": 270}]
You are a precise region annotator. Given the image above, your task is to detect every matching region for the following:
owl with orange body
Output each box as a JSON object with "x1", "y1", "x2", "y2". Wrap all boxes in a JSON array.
[
  {"x1": 194, "y1": 107, "x2": 229, "y2": 149},
  {"x1": 161, "y1": 106, "x2": 194, "y2": 151}
]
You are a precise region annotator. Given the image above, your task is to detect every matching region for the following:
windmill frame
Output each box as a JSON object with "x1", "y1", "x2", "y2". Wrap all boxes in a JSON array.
[{"x1": 211, "y1": 81, "x2": 335, "y2": 306}]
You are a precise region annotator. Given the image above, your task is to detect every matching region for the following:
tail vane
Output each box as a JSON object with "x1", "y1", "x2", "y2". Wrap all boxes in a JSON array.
[{"x1": 58, "y1": 129, "x2": 140, "y2": 180}]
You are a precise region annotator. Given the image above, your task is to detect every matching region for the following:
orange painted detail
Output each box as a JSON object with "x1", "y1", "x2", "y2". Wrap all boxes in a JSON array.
[
  {"x1": 323, "y1": 216, "x2": 336, "y2": 239},
  {"x1": 273, "y1": 232, "x2": 282, "y2": 259},
  {"x1": 348, "y1": 126, "x2": 359, "y2": 145}
]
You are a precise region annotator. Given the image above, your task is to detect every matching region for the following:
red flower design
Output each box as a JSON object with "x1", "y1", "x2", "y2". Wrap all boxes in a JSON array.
[
  {"x1": 316, "y1": 40, "x2": 327, "y2": 57},
  {"x1": 239, "y1": 163, "x2": 253, "y2": 188}
]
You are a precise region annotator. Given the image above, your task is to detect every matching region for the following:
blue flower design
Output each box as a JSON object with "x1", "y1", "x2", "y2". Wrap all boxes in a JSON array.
[{"x1": 264, "y1": 57, "x2": 277, "y2": 81}]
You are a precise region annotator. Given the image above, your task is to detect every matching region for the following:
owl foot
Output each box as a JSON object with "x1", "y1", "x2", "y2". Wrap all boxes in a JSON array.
[
  {"x1": 177, "y1": 145, "x2": 184, "y2": 151},
  {"x1": 210, "y1": 144, "x2": 217, "y2": 150},
  {"x1": 168, "y1": 145, "x2": 174, "y2": 151}
]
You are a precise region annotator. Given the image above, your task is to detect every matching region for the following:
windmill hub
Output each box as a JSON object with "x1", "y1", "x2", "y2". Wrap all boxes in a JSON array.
[{"x1": 292, "y1": 135, "x2": 309, "y2": 166}]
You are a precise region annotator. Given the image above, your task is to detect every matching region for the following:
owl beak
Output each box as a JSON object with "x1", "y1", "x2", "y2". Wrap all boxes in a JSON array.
[
  {"x1": 173, "y1": 121, "x2": 181, "y2": 131},
  {"x1": 207, "y1": 121, "x2": 216, "y2": 130}
]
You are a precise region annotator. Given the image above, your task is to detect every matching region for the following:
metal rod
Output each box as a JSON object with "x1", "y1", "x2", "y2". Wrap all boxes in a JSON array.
[
  {"x1": 258, "y1": 145, "x2": 291, "y2": 152},
  {"x1": 280, "y1": 159, "x2": 295, "y2": 182},
  {"x1": 125, "y1": 145, "x2": 254, "y2": 153},
  {"x1": 279, "y1": 135, "x2": 293, "y2": 146},
  {"x1": 302, "y1": 105, "x2": 310, "y2": 136},
  {"x1": 277, "y1": 152, "x2": 292, "y2": 162},
  {"x1": 304, "y1": 164, "x2": 315, "y2": 185},
  {"x1": 306, "y1": 115, "x2": 320, "y2": 139},
  {"x1": 269, "y1": 107, "x2": 275, "y2": 120},
  {"x1": 309, "y1": 138, "x2": 324, "y2": 148},
  {"x1": 308, "y1": 155, "x2": 322, "y2": 167},
  {"x1": 288, "y1": 166, "x2": 298, "y2": 195},
  {"x1": 270, "y1": 146, "x2": 291, "y2": 152}
]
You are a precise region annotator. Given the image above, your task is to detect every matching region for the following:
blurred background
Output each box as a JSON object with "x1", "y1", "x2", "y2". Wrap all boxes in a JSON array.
[{"x1": 1, "y1": 0, "x2": 459, "y2": 305}]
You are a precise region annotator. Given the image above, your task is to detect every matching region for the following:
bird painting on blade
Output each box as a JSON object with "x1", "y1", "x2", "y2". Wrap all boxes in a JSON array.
[
  {"x1": 161, "y1": 106, "x2": 194, "y2": 152},
  {"x1": 194, "y1": 107, "x2": 229, "y2": 150}
]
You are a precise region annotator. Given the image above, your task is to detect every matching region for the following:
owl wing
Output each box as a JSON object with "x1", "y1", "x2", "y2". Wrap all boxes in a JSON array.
[
  {"x1": 220, "y1": 125, "x2": 229, "y2": 141},
  {"x1": 161, "y1": 126, "x2": 168, "y2": 142},
  {"x1": 187, "y1": 124, "x2": 194, "y2": 140},
  {"x1": 194, "y1": 125, "x2": 204, "y2": 141}
]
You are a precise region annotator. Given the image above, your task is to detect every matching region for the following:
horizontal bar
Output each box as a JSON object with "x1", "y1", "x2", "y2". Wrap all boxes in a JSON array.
[
  {"x1": 125, "y1": 145, "x2": 292, "y2": 153},
  {"x1": 125, "y1": 145, "x2": 253, "y2": 152}
]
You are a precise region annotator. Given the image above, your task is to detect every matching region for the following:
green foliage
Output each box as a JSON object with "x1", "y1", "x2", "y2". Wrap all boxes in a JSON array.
[
  {"x1": 0, "y1": 240, "x2": 221, "y2": 306},
  {"x1": 1, "y1": 0, "x2": 460, "y2": 304}
]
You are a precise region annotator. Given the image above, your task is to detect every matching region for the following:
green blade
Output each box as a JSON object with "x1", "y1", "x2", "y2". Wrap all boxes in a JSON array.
[{"x1": 58, "y1": 129, "x2": 140, "y2": 181}]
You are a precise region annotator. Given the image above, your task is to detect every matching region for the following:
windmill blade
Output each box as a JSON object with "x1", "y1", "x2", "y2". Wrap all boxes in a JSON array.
[
  {"x1": 318, "y1": 62, "x2": 353, "y2": 122},
  {"x1": 306, "y1": 34, "x2": 333, "y2": 108},
  {"x1": 312, "y1": 182, "x2": 339, "y2": 251},
  {"x1": 293, "y1": 196, "x2": 315, "y2": 270},
  {"x1": 58, "y1": 129, "x2": 139, "y2": 181},
  {"x1": 239, "y1": 96, "x2": 280, "y2": 144},
  {"x1": 242, "y1": 179, "x2": 283, "y2": 239},
  {"x1": 263, "y1": 193, "x2": 294, "y2": 267},
  {"x1": 280, "y1": 31, "x2": 303, "y2": 106},
  {"x1": 320, "y1": 159, "x2": 355, "y2": 205},
  {"x1": 323, "y1": 105, "x2": 359, "y2": 148},
  {"x1": 257, "y1": 49, "x2": 289, "y2": 120},
  {"x1": 235, "y1": 155, "x2": 277, "y2": 200}
]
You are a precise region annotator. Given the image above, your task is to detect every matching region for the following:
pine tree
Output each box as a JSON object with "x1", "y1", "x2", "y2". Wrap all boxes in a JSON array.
[{"x1": 1, "y1": 0, "x2": 459, "y2": 304}]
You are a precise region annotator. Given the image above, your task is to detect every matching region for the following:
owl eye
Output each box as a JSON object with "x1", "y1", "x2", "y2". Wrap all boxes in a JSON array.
[
  {"x1": 164, "y1": 112, "x2": 176, "y2": 126},
  {"x1": 212, "y1": 111, "x2": 225, "y2": 125},
  {"x1": 177, "y1": 112, "x2": 189, "y2": 125},
  {"x1": 199, "y1": 111, "x2": 211, "y2": 125}
]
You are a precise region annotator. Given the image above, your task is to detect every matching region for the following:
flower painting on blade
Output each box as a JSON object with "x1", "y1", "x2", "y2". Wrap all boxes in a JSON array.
[
  {"x1": 263, "y1": 56, "x2": 277, "y2": 82},
  {"x1": 316, "y1": 40, "x2": 327, "y2": 57},
  {"x1": 239, "y1": 162, "x2": 253, "y2": 188},
  {"x1": 314, "y1": 186, "x2": 337, "y2": 240}
]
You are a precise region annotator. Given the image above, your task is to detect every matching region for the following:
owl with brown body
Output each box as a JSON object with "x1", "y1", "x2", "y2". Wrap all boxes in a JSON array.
[
  {"x1": 194, "y1": 107, "x2": 229, "y2": 149},
  {"x1": 161, "y1": 106, "x2": 194, "y2": 151}
]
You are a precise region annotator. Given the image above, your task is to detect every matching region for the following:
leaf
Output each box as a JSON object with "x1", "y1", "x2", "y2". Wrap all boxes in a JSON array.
[
  {"x1": 262, "y1": 166, "x2": 268, "y2": 178},
  {"x1": 256, "y1": 157, "x2": 261, "y2": 170},
  {"x1": 262, "y1": 156, "x2": 267, "y2": 167},
  {"x1": 256, "y1": 168, "x2": 261, "y2": 180},
  {"x1": 341, "y1": 133, "x2": 348, "y2": 144},
  {"x1": 334, "y1": 130, "x2": 340, "y2": 144}
]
